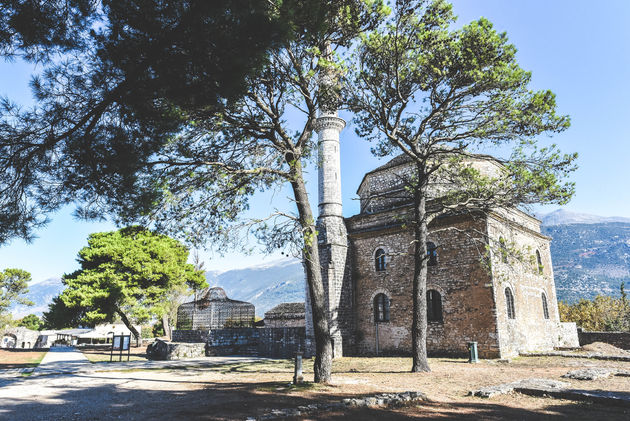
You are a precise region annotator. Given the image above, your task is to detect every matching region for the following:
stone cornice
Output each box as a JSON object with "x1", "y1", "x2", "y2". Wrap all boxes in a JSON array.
[{"x1": 315, "y1": 115, "x2": 346, "y2": 132}]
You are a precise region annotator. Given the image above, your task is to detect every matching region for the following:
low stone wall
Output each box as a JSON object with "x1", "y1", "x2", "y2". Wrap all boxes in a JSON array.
[
  {"x1": 206, "y1": 328, "x2": 259, "y2": 356},
  {"x1": 172, "y1": 330, "x2": 211, "y2": 343},
  {"x1": 578, "y1": 330, "x2": 630, "y2": 350},
  {"x1": 257, "y1": 327, "x2": 307, "y2": 358},
  {"x1": 146, "y1": 339, "x2": 205, "y2": 360},
  {"x1": 173, "y1": 327, "x2": 308, "y2": 358}
]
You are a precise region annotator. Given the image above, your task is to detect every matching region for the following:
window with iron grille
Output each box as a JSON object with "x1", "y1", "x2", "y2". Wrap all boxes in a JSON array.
[
  {"x1": 374, "y1": 293, "x2": 390, "y2": 322},
  {"x1": 427, "y1": 242, "x2": 438, "y2": 266},
  {"x1": 541, "y1": 292, "x2": 550, "y2": 319},
  {"x1": 505, "y1": 287, "x2": 516, "y2": 319},
  {"x1": 427, "y1": 289, "x2": 443, "y2": 322},
  {"x1": 536, "y1": 249, "x2": 544, "y2": 275},
  {"x1": 375, "y1": 248, "x2": 386, "y2": 272}
]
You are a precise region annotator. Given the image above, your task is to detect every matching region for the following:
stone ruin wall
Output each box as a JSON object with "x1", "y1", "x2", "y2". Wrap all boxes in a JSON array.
[
  {"x1": 348, "y1": 210, "x2": 501, "y2": 358},
  {"x1": 1, "y1": 327, "x2": 40, "y2": 349},
  {"x1": 577, "y1": 330, "x2": 630, "y2": 350},
  {"x1": 173, "y1": 327, "x2": 308, "y2": 359},
  {"x1": 264, "y1": 317, "x2": 305, "y2": 328}
]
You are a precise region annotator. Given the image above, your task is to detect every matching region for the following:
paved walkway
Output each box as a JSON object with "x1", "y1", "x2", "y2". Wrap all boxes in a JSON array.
[
  {"x1": 0, "y1": 347, "x2": 264, "y2": 380},
  {"x1": 33, "y1": 346, "x2": 90, "y2": 375}
]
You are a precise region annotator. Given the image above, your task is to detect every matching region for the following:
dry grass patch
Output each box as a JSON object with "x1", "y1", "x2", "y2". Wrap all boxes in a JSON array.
[
  {"x1": 0, "y1": 349, "x2": 46, "y2": 369},
  {"x1": 79, "y1": 344, "x2": 148, "y2": 363}
]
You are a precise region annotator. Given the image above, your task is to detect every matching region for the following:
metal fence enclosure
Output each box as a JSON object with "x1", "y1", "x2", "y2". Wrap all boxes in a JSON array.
[{"x1": 176, "y1": 287, "x2": 255, "y2": 330}]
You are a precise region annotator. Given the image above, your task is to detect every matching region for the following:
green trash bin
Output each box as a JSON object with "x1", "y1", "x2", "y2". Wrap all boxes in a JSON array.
[{"x1": 468, "y1": 341, "x2": 478, "y2": 363}]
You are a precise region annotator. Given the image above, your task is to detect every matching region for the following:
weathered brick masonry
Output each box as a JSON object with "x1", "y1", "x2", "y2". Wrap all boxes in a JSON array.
[
  {"x1": 348, "y1": 210, "x2": 500, "y2": 357},
  {"x1": 338, "y1": 154, "x2": 578, "y2": 358}
]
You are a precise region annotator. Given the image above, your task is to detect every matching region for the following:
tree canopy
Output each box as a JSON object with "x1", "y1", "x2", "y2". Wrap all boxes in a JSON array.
[
  {"x1": 559, "y1": 283, "x2": 629, "y2": 332},
  {"x1": 56, "y1": 227, "x2": 206, "y2": 339},
  {"x1": 346, "y1": 0, "x2": 576, "y2": 371},
  {"x1": 17, "y1": 313, "x2": 42, "y2": 330},
  {"x1": 0, "y1": 268, "x2": 32, "y2": 318},
  {"x1": 0, "y1": 0, "x2": 296, "y2": 243},
  {"x1": 0, "y1": 0, "x2": 388, "y2": 384},
  {"x1": 42, "y1": 295, "x2": 89, "y2": 329}
]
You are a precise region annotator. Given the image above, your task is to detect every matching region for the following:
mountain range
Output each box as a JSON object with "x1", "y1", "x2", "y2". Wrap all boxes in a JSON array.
[
  {"x1": 12, "y1": 209, "x2": 630, "y2": 318},
  {"x1": 538, "y1": 209, "x2": 630, "y2": 226}
]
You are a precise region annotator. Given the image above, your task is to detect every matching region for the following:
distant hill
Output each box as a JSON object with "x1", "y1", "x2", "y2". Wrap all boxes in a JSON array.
[
  {"x1": 540, "y1": 209, "x2": 630, "y2": 226},
  {"x1": 205, "y1": 258, "x2": 305, "y2": 317},
  {"x1": 11, "y1": 277, "x2": 64, "y2": 318},
  {"x1": 11, "y1": 210, "x2": 630, "y2": 318},
  {"x1": 543, "y1": 221, "x2": 630, "y2": 303}
]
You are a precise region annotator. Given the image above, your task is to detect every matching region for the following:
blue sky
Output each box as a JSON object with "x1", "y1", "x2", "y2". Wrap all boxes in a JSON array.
[{"x1": 1, "y1": 0, "x2": 629, "y2": 282}]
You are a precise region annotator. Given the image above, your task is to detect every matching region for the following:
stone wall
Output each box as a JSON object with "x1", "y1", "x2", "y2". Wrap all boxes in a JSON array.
[
  {"x1": 264, "y1": 318, "x2": 305, "y2": 328},
  {"x1": 257, "y1": 327, "x2": 308, "y2": 359},
  {"x1": 1, "y1": 327, "x2": 40, "y2": 349},
  {"x1": 487, "y1": 210, "x2": 568, "y2": 357},
  {"x1": 173, "y1": 327, "x2": 308, "y2": 358},
  {"x1": 348, "y1": 211, "x2": 501, "y2": 358},
  {"x1": 146, "y1": 339, "x2": 205, "y2": 360},
  {"x1": 205, "y1": 328, "x2": 259, "y2": 356},
  {"x1": 578, "y1": 330, "x2": 630, "y2": 350},
  {"x1": 172, "y1": 329, "x2": 211, "y2": 343}
]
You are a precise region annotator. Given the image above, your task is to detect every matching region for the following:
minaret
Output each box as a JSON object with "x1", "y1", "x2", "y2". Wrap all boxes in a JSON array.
[{"x1": 304, "y1": 108, "x2": 350, "y2": 358}]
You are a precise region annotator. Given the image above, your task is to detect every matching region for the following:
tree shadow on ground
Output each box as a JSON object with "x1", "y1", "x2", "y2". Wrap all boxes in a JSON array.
[
  {"x1": 310, "y1": 399, "x2": 630, "y2": 420},
  {"x1": 1, "y1": 372, "x2": 629, "y2": 421}
]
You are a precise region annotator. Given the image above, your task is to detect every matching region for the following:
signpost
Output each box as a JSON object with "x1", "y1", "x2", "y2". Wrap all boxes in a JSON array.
[{"x1": 110, "y1": 334, "x2": 131, "y2": 362}]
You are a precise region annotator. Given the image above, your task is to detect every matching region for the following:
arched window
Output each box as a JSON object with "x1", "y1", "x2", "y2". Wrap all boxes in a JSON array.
[
  {"x1": 375, "y1": 248, "x2": 386, "y2": 272},
  {"x1": 505, "y1": 287, "x2": 516, "y2": 319},
  {"x1": 374, "y1": 293, "x2": 390, "y2": 322},
  {"x1": 541, "y1": 292, "x2": 550, "y2": 319},
  {"x1": 499, "y1": 237, "x2": 508, "y2": 263},
  {"x1": 427, "y1": 290, "x2": 443, "y2": 322},
  {"x1": 536, "y1": 249, "x2": 543, "y2": 274},
  {"x1": 427, "y1": 242, "x2": 438, "y2": 266}
]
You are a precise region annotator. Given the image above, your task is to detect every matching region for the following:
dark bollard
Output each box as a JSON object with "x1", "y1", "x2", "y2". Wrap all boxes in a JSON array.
[
  {"x1": 293, "y1": 352, "x2": 304, "y2": 384},
  {"x1": 468, "y1": 341, "x2": 478, "y2": 363}
]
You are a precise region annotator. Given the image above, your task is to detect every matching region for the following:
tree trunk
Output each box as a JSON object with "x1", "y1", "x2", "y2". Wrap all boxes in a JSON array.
[
  {"x1": 411, "y1": 164, "x2": 431, "y2": 372},
  {"x1": 162, "y1": 313, "x2": 172, "y2": 341},
  {"x1": 289, "y1": 161, "x2": 333, "y2": 383},
  {"x1": 116, "y1": 309, "x2": 140, "y2": 347}
]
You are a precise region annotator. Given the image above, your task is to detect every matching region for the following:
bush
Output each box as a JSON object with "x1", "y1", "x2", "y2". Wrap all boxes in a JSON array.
[{"x1": 559, "y1": 283, "x2": 630, "y2": 331}]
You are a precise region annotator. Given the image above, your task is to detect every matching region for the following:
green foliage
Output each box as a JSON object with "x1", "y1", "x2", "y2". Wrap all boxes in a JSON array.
[
  {"x1": 55, "y1": 227, "x2": 206, "y2": 330},
  {"x1": 559, "y1": 284, "x2": 630, "y2": 331},
  {"x1": 347, "y1": 0, "x2": 576, "y2": 212},
  {"x1": 17, "y1": 314, "x2": 42, "y2": 331},
  {"x1": 140, "y1": 324, "x2": 155, "y2": 339},
  {"x1": 151, "y1": 321, "x2": 165, "y2": 338},
  {"x1": 0, "y1": 312, "x2": 14, "y2": 328},
  {"x1": 0, "y1": 268, "x2": 33, "y2": 316},
  {"x1": 42, "y1": 295, "x2": 89, "y2": 329},
  {"x1": 0, "y1": 0, "x2": 296, "y2": 244},
  {"x1": 346, "y1": 0, "x2": 576, "y2": 372}
]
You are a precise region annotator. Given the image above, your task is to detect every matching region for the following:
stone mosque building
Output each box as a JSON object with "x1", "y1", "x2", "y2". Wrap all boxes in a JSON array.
[{"x1": 305, "y1": 112, "x2": 578, "y2": 359}]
